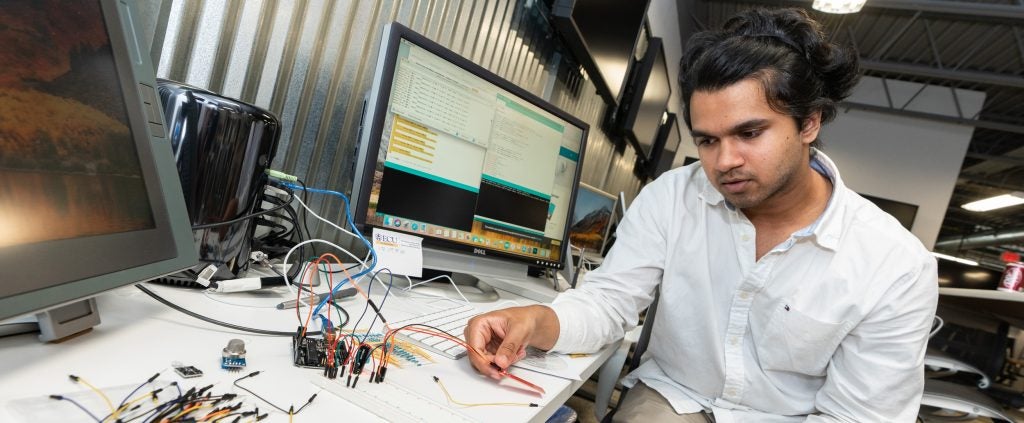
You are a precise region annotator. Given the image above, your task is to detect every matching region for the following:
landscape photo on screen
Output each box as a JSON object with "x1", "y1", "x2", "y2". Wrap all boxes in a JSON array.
[
  {"x1": 0, "y1": 0, "x2": 155, "y2": 248},
  {"x1": 568, "y1": 188, "x2": 613, "y2": 253}
]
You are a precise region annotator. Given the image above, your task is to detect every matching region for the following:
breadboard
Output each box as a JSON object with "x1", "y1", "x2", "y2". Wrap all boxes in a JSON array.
[{"x1": 311, "y1": 375, "x2": 477, "y2": 423}]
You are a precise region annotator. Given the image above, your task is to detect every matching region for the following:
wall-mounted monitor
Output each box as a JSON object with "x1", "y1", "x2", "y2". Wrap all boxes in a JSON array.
[
  {"x1": 551, "y1": 0, "x2": 651, "y2": 107},
  {"x1": 648, "y1": 112, "x2": 681, "y2": 179},
  {"x1": 0, "y1": 0, "x2": 198, "y2": 340},
  {"x1": 352, "y1": 23, "x2": 589, "y2": 300},
  {"x1": 861, "y1": 194, "x2": 918, "y2": 231},
  {"x1": 619, "y1": 37, "x2": 671, "y2": 162}
]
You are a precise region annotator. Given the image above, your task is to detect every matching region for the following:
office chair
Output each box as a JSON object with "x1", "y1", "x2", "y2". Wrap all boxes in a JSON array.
[
  {"x1": 919, "y1": 316, "x2": 1017, "y2": 422},
  {"x1": 593, "y1": 292, "x2": 660, "y2": 422}
]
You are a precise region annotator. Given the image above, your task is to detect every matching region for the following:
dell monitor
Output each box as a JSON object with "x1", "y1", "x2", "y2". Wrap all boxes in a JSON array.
[
  {"x1": 0, "y1": 0, "x2": 198, "y2": 340},
  {"x1": 568, "y1": 183, "x2": 617, "y2": 259},
  {"x1": 352, "y1": 22, "x2": 588, "y2": 301}
]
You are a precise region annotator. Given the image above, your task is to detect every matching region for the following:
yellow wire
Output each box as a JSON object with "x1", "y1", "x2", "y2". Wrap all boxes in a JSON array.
[
  {"x1": 170, "y1": 403, "x2": 209, "y2": 421},
  {"x1": 73, "y1": 376, "x2": 116, "y2": 414},
  {"x1": 289, "y1": 409, "x2": 294, "y2": 423},
  {"x1": 434, "y1": 377, "x2": 535, "y2": 408},
  {"x1": 106, "y1": 392, "x2": 156, "y2": 422}
]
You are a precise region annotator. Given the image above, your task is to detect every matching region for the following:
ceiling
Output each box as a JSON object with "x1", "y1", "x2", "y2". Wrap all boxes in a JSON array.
[{"x1": 679, "y1": 0, "x2": 1024, "y2": 270}]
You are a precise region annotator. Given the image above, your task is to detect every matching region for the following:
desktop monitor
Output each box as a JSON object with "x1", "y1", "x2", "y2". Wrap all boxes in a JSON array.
[
  {"x1": 551, "y1": 0, "x2": 651, "y2": 107},
  {"x1": 568, "y1": 183, "x2": 617, "y2": 257},
  {"x1": 648, "y1": 112, "x2": 681, "y2": 179},
  {"x1": 619, "y1": 37, "x2": 671, "y2": 162},
  {"x1": 352, "y1": 23, "x2": 589, "y2": 297},
  {"x1": 0, "y1": 0, "x2": 198, "y2": 340},
  {"x1": 861, "y1": 194, "x2": 918, "y2": 230}
]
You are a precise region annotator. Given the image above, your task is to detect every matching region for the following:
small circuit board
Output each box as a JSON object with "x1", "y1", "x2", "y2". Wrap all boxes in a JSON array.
[
  {"x1": 221, "y1": 339, "x2": 247, "y2": 371},
  {"x1": 173, "y1": 364, "x2": 204, "y2": 379}
]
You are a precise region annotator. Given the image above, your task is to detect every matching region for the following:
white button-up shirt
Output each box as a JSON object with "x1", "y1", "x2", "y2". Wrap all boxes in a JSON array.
[{"x1": 550, "y1": 151, "x2": 938, "y2": 422}]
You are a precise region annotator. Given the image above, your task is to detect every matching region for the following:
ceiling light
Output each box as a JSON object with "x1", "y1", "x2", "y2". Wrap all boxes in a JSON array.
[
  {"x1": 932, "y1": 252, "x2": 979, "y2": 267},
  {"x1": 812, "y1": 0, "x2": 867, "y2": 14},
  {"x1": 961, "y1": 192, "x2": 1024, "y2": 212}
]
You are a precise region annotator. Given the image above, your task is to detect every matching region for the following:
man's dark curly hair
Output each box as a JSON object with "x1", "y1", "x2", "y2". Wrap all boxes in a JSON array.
[{"x1": 679, "y1": 8, "x2": 860, "y2": 148}]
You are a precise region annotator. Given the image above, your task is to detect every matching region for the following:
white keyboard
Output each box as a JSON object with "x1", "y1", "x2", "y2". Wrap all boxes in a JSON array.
[{"x1": 391, "y1": 303, "x2": 480, "y2": 359}]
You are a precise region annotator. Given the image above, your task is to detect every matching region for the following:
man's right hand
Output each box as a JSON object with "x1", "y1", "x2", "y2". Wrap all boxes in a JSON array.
[{"x1": 463, "y1": 305, "x2": 560, "y2": 379}]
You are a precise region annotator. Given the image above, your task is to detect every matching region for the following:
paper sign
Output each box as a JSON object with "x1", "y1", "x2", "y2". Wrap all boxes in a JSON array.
[{"x1": 372, "y1": 228, "x2": 424, "y2": 278}]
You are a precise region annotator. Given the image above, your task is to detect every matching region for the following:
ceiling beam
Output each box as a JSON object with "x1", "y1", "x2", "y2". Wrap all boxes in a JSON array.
[
  {"x1": 861, "y1": 59, "x2": 1024, "y2": 89},
  {"x1": 859, "y1": 0, "x2": 1024, "y2": 21},
  {"x1": 935, "y1": 226, "x2": 1024, "y2": 250},
  {"x1": 736, "y1": 0, "x2": 1024, "y2": 22},
  {"x1": 965, "y1": 152, "x2": 1024, "y2": 167},
  {"x1": 840, "y1": 101, "x2": 1024, "y2": 135}
]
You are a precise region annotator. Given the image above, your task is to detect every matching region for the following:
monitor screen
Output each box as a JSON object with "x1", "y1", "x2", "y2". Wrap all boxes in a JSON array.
[
  {"x1": 552, "y1": 0, "x2": 651, "y2": 106},
  {"x1": 569, "y1": 183, "x2": 617, "y2": 255},
  {"x1": 0, "y1": 0, "x2": 196, "y2": 322},
  {"x1": 354, "y1": 23, "x2": 588, "y2": 271}
]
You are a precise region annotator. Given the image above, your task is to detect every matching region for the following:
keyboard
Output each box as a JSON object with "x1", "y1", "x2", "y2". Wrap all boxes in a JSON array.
[{"x1": 391, "y1": 303, "x2": 480, "y2": 359}]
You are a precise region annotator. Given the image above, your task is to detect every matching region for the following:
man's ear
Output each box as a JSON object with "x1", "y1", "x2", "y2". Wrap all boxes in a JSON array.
[{"x1": 800, "y1": 110, "x2": 822, "y2": 146}]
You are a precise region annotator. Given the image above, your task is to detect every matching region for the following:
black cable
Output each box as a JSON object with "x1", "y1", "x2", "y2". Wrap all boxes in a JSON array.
[
  {"x1": 233, "y1": 372, "x2": 315, "y2": 415},
  {"x1": 351, "y1": 268, "x2": 393, "y2": 343},
  {"x1": 136, "y1": 284, "x2": 319, "y2": 337},
  {"x1": 360, "y1": 268, "x2": 394, "y2": 343},
  {"x1": 297, "y1": 179, "x2": 314, "y2": 244},
  {"x1": 191, "y1": 185, "x2": 295, "y2": 230}
]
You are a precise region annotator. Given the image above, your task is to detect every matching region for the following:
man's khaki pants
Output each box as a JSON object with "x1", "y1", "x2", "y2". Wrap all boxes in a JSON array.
[{"x1": 611, "y1": 382, "x2": 715, "y2": 423}]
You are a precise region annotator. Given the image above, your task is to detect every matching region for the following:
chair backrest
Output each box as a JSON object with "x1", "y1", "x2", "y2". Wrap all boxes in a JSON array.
[{"x1": 627, "y1": 291, "x2": 660, "y2": 372}]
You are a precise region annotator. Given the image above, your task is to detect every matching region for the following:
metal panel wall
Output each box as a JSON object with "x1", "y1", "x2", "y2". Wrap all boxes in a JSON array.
[{"x1": 147, "y1": 0, "x2": 641, "y2": 239}]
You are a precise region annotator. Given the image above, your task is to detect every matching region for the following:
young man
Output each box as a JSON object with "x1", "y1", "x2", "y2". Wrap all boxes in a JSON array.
[{"x1": 464, "y1": 8, "x2": 938, "y2": 422}]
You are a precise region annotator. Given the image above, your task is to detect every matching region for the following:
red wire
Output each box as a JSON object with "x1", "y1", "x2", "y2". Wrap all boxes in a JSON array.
[{"x1": 299, "y1": 257, "x2": 324, "y2": 337}]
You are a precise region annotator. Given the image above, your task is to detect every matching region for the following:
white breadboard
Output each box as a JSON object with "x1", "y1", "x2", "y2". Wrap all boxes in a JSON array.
[{"x1": 311, "y1": 375, "x2": 477, "y2": 423}]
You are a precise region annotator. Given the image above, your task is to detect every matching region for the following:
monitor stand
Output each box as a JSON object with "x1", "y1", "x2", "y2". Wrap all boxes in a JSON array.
[
  {"x1": 0, "y1": 298, "x2": 100, "y2": 342},
  {"x1": 407, "y1": 269, "x2": 499, "y2": 302}
]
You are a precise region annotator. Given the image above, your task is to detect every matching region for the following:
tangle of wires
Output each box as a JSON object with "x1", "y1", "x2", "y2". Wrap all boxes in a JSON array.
[{"x1": 50, "y1": 372, "x2": 270, "y2": 423}]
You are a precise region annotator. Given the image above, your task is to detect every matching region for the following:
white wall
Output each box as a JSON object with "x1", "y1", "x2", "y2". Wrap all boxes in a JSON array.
[{"x1": 822, "y1": 76, "x2": 983, "y2": 249}]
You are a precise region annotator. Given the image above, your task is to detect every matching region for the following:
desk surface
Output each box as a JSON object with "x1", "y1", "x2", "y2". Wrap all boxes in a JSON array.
[
  {"x1": 939, "y1": 287, "x2": 1024, "y2": 327},
  {"x1": 0, "y1": 280, "x2": 616, "y2": 422}
]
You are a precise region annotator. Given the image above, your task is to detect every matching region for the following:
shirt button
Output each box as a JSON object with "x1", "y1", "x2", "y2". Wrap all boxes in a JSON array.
[
  {"x1": 729, "y1": 336, "x2": 739, "y2": 345},
  {"x1": 725, "y1": 388, "x2": 737, "y2": 396},
  {"x1": 741, "y1": 234, "x2": 750, "y2": 241},
  {"x1": 739, "y1": 291, "x2": 751, "y2": 300}
]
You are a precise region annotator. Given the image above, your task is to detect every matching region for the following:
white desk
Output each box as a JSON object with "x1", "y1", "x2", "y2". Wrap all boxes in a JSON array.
[
  {"x1": 0, "y1": 281, "x2": 616, "y2": 422},
  {"x1": 939, "y1": 287, "x2": 1024, "y2": 328}
]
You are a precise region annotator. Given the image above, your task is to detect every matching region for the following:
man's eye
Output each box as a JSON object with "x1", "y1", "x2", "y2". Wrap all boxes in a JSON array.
[
  {"x1": 740, "y1": 130, "x2": 762, "y2": 139},
  {"x1": 696, "y1": 138, "x2": 715, "y2": 146}
]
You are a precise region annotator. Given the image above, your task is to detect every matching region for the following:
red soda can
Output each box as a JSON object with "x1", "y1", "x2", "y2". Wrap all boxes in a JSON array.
[{"x1": 998, "y1": 262, "x2": 1024, "y2": 292}]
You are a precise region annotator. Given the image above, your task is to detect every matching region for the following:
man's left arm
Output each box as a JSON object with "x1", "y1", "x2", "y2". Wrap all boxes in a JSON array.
[{"x1": 808, "y1": 255, "x2": 939, "y2": 422}]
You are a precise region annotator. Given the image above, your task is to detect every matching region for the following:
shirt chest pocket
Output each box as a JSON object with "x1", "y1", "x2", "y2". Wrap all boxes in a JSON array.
[{"x1": 754, "y1": 306, "x2": 853, "y2": 377}]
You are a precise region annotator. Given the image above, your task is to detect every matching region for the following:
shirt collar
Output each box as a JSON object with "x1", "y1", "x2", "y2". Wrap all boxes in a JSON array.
[{"x1": 696, "y1": 148, "x2": 845, "y2": 250}]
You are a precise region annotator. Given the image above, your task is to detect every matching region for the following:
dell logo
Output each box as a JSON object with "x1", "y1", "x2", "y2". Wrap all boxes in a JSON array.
[{"x1": 473, "y1": 248, "x2": 487, "y2": 255}]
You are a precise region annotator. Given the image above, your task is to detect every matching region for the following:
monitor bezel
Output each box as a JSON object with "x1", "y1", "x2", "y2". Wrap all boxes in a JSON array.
[
  {"x1": 0, "y1": 0, "x2": 197, "y2": 321},
  {"x1": 647, "y1": 112, "x2": 680, "y2": 179},
  {"x1": 551, "y1": 0, "x2": 652, "y2": 107},
  {"x1": 621, "y1": 37, "x2": 671, "y2": 162},
  {"x1": 352, "y1": 22, "x2": 589, "y2": 271}
]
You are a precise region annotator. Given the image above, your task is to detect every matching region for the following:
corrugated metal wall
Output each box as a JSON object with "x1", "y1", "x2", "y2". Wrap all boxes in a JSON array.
[{"x1": 146, "y1": 0, "x2": 642, "y2": 239}]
